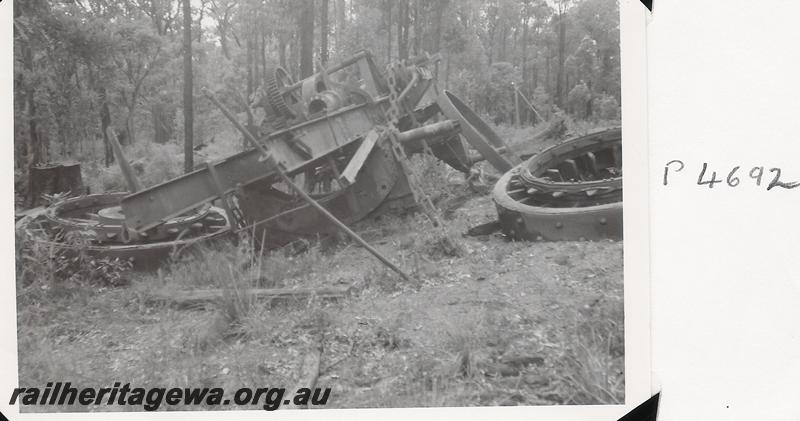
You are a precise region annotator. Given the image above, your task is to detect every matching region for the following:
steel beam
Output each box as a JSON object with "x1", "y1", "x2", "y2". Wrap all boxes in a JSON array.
[{"x1": 121, "y1": 101, "x2": 385, "y2": 231}]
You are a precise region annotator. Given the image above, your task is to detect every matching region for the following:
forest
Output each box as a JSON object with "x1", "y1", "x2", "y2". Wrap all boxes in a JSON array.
[
  {"x1": 13, "y1": 0, "x2": 620, "y2": 201},
  {"x1": 13, "y1": 0, "x2": 625, "y2": 409}
]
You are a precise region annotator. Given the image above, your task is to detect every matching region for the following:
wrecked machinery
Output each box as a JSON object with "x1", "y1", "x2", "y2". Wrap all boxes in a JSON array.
[
  {"x1": 22, "y1": 50, "x2": 519, "y2": 270},
  {"x1": 492, "y1": 127, "x2": 623, "y2": 241},
  {"x1": 20, "y1": 49, "x2": 623, "y2": 273}
]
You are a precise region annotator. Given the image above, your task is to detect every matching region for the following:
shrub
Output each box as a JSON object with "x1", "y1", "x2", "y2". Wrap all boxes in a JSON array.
[{"x1": 595, "y1": 93, "x2": 621, "y2": 120}]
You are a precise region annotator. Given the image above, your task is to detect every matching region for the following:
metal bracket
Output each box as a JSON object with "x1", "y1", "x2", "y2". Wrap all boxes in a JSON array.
[{"x1": 206, "y1": 162, "x2": 243, "y2": 229}]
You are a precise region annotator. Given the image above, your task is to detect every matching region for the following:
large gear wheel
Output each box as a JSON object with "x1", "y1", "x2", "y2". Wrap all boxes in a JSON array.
[
  {"x1": 265, "y1": 66, "x2": 303, "y2": 121},
  {"x1": 492, "y1": 127, "x2": 623, "y2": 241},
  {"x1": 20, "y1": 193, "x2": 231, "y2": 269}
]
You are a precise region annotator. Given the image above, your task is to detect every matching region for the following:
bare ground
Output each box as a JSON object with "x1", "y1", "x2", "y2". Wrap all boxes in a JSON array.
[{"x1": 16, "y1": 191, "x2": 624, "y2": 411}]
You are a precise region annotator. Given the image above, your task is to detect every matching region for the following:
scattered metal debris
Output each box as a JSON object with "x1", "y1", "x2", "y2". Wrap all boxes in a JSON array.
[
  {"x1": 19, "y1": 49, "x2": 520, "y2": 270},
  {"x1": 492, "y1": 128, "x2": 623, "y2": 241},
  {"x1": 29, "y1": 193, "x2": 231, "y2": 269}
]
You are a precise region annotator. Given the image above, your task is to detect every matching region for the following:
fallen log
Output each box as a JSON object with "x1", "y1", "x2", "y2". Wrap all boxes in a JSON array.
[
  {"x1": 149, "y1": 286, "x2": 352, "y2": 309},
  {"x1": 285, "y1": 338, "x2": 323, "y2": 409}
]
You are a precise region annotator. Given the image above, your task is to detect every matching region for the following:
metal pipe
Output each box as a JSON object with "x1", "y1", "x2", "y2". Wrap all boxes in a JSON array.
[
  {"x1": 395, "y1": 70, "x2": 420, "y2": 105},
  {"x1": 202, "y1": 87, "x2": 412, "y2": 282},
  {"x1": 396, "y1": 120, "x2": 459, "y2": 143},
  {"x1": 285, "y1": 50, "x2": 372, "y2": 92}
]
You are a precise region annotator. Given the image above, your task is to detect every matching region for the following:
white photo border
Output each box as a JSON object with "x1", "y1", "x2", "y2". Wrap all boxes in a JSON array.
[{"x1": 0, "y1": 0, "x2": 652, "y2": 419}]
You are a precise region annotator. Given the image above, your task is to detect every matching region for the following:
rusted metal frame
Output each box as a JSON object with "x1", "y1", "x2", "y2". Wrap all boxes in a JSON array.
[
  {"x1": 437, "y1": 91, "x2": 517, "y2": 173},
  {"x1": 205, "y1": 162, "x2": 242, "y2": 229},
  {"x1": 518, "y1": 128, "x2": 622, "y2": 195},
  {"x1": 339, "y1": 129, "x2": 382, "y2": 186},
  {"x1": 395, "y1": 69, "x2": 419, "y2": 105},
  {"x1": 395, "y1": 120, "x2": 459, "y2": 144},
  {"x1": 284, "y1": 50, "x2": 373, "y2": 92},
  {"x1": 121, "y1": 102, "x2": 386, "y2": 231},
  {"x1": 283, "y1": 50, "x2": 383, "y2": 97},
  {"x1": 493, "y1": 128, "x2": 623, "y2": 241},
  {"x1": 257, "y1": 95, "x2": 389, "y2": 141},
  {"x1": 284, "y1": 134, "x2": 314, "y2": 160},
  {"x1": 383, "y1": 63, "x2": 443, "y2": 227},
  {"x1": 207, "y1": 93, "x2": 411, "y2": 281},
  {"x1": 325, "y1": 155, "x2": 345, "y2": 190},
  {"x1": 270, "y1": 157, "x2": 411, "y2": 281}
]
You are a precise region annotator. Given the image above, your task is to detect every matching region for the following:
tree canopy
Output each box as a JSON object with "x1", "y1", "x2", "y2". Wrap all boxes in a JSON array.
[{"x1": 13, "y1": 0, "x2": 620, "y2": 174}]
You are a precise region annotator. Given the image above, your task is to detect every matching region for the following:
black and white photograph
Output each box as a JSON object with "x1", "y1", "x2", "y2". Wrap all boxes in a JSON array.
[{"x1": 6, "y1": 0, "x2": 648, "y2": 417}]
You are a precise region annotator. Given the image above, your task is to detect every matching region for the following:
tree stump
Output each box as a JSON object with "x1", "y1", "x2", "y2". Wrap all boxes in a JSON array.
[{"x1": 27, "y1": 162, "x2": 85, "y2": 208}]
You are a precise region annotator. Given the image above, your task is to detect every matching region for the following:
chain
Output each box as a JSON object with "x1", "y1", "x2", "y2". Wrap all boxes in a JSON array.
[{"x1": 383, "y1": 62, "x2": 443, "y2": 228}]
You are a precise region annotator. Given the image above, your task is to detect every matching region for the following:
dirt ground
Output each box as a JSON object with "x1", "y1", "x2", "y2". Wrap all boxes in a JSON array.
[{"x1": 16, "y1": 188, "x2": 624, "y2": 412}]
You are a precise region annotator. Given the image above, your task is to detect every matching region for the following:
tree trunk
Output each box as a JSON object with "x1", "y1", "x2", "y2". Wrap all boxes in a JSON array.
[
  {"x1": 444, "y1": 54, "x2": 450, "y2": 89},
  {"x1": 320, "y1": 0, "x2": 329, "y2": 65},
  {"x1": 556, "y1": 9, "x2": 566, "y2": 108},
  {"x1": 125, "y1": 108, "x2": 136, "y2": 145},
  {"x1": 546, "y1": 51, "x2": 551, "y2": 95},
  {"x1": 183, "y1": 0, "x2": 194, "y2": 173},
  {"x1": 412, "y1": 0, "x2": 421, "y2": 55},
  {"x1": 397, "y1": 0, "x2": 409, "y2": 60},
  {"x1": 384, "y1": 0, "x2": 392, "y2": 62},
  {"x1": 260, "y1": 27, "x2": 267, "y2": 80},
  {"x1": 521, "y1": 15, "x2": 529, "y2": 91},
  {"x1": 196, "y1": 0, "x2": 205, "y2": 42},
  {"x1": 152, "y1": 101, "x2": 173, "y2": 144},
  {"x1": 433, "y1": 0, "x2": 444, "y2": 52},
  {"x1": 218, "y1": 6, "x2": 232, "y2": 60},
  {"x1": 500, "y1": 26, "x2": 507, "y2": 62},
  {"x1": 22, "y1": 42, "x2": 45, "y2": 168},
  {"x1": 100, "y1": 89, "x2": 113, "y2": 167},
  {"x1": 220, "y1": 29, "x2": 231, "y2": 60},
  {"x1": 432, "y1": 0, "x2": 445, "y2": 77},
  {"x1": 299, "y1": 0, "x2": 315, "y2": 78},
  {"x1": 246, "y1": 36, "x2": 254, "y2": 98},
  {"x1": 253, "y1": 33, "x2": 260, "y2": 88},
  {"x1": 336, "y1": 0, "x2": 346, "y2": 51},
  {"x1": 279, "y1": 36, "x2": 287, "y2": 68},
  {"x1": 151, "y1": 0, "x2": 165, "y2": 35}
]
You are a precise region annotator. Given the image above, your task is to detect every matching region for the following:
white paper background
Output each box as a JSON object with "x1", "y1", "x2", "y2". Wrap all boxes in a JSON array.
[{"x1": 649, "y1": 1, "x2": 800, "y2": 419}]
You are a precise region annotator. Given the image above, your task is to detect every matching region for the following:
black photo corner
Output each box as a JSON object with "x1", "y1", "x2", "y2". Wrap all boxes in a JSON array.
[
  {"x1": 617, "y1": 393, "x2": 661, "y2": 421},
  {"x1": 640, "y1": 0, "x2": 653, "y2": 11},
  {"x1": 0, "y1": 409, "x2": 9, "y2": 421}
]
